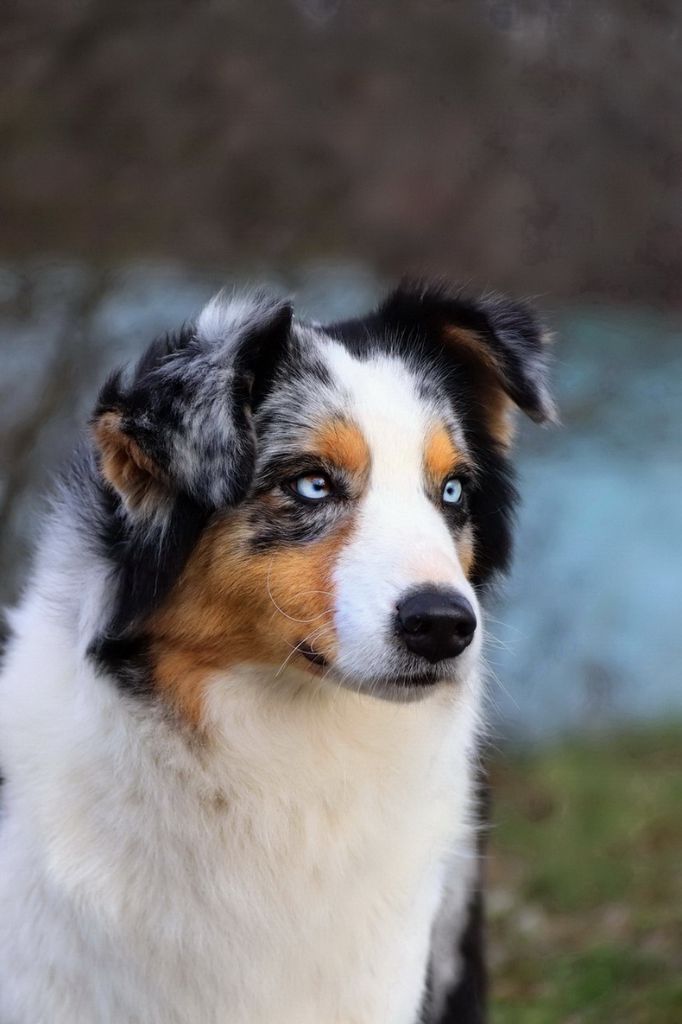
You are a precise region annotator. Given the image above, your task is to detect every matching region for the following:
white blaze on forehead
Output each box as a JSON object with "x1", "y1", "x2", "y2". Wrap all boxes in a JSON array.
[
  {"x1": 318, "y1": 339, "x2": 464, "y2": 487},
  {"x1": 318, "y1": 339, "x2": 479, "y2": 683}
]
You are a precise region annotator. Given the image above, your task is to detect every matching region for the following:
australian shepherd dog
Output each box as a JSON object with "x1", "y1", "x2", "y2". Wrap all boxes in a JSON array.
[{"x1": 0, "y1": 281, "x2": 554, "y2": 1023}]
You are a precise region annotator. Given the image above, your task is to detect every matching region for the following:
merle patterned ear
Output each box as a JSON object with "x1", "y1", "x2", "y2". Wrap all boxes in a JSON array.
[
  {"x1": 92, "y1": 291, "x2": 293, "y2": 516},
  {"x1": 380, "y1": 282, "x2": 557, "y2": 442}
]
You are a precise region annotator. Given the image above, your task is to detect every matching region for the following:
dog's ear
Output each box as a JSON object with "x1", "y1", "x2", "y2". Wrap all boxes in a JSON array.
[
  {"x1": 92, "y1": 291, "x2": 293, "y2": 517},
  {"x1": 379, "y1": 282, "x2": 557, "y2": 446}
]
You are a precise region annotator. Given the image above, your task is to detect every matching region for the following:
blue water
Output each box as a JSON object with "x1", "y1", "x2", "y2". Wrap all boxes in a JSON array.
[{"x1": 488, "y1": 308, "x2": 682, "y2": 738}]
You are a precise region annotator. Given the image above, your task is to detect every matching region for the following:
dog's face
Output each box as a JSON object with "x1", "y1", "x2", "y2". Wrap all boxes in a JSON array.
[{"x1": 90, "y1": 284, "x2": 555, "y2": 724}]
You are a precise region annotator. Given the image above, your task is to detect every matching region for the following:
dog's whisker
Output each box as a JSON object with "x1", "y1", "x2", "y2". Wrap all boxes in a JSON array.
[
  {"x1": 482, "y1": 658, "x2": 520, "y2": 712},
  {"x1": 483, "y1": 631, "x2": 516, "y2": 654},
  {"x1": 483, "y1": 615, "x2": 528, "y2": 639},
  {"x1": 274, "y1": 624, "x2": 335, "y2": 678}
]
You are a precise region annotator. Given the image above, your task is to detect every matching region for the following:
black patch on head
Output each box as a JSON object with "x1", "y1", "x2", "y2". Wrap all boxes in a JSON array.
[
  {"x1": 376, "y1": 281, "x2": 556, "y2": 425},
  {"x1": 253, "y1": 342, "x2": 335, "y2": 442},
  {"x1": 328, "y1": 281, "x2": 554, "y2": 425},
  {"x1": 235, "y1": 302, "x2": 297, "y2": 410}
]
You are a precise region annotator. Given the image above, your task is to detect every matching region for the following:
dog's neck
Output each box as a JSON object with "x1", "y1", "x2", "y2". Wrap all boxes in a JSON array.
[{"x1": 200, "y1": 662, "x2": 481, "y2": 804}]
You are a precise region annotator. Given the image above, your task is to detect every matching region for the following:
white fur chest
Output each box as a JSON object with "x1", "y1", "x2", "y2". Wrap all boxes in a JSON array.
[{"x1": 0, "y1": 619, "x2": 480, "y2": 1024}]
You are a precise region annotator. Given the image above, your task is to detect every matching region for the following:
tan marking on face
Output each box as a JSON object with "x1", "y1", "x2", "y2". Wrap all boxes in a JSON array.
[
  {"x1": 308, "y1": 418, "x2": 371, "y2": 480},
  {"x1": 443, "y1": 326, "x2": 516, "y2": 448},
  {"x1": 424, "y1": 426, "x2": 465, "y2": 489},
  {"x1": 147, "y1": 513, "x2": 353, "y2": 727},
  {"x1": 93, "y1": 411, "x2": 168, "y2": 510},
  {"x1": 422, "y1": 428, "x2": 476, "y2": 580}
]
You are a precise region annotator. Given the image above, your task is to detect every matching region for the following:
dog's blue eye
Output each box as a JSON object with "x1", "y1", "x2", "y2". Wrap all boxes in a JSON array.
[
  {"x1": 293, "y1": 474, "x2": 332, "y2": 501},
  {"x1": 442, "y1": 478, "x2": 463, "y2": 505}
]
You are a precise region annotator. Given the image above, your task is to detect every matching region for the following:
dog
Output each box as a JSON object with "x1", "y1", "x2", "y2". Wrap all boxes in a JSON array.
[{"x1": 0, "y1": 281, "x2": 554, "y2": 1023}]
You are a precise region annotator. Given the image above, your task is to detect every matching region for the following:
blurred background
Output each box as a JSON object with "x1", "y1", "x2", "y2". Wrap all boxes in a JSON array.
[{"x1": 1, "y1": 2, "x2": 680, "y2": 1020}]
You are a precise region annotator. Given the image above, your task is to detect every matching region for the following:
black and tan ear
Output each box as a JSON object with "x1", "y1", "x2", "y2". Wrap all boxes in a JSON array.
[
  {"x1": 93, "y1": 408, "x2": 171, "y2": 515},
  {"x1": 92, "y1": 291, "x2": 293, "y2": 517},
  {"x1": 380, "y1": 282, "x2": 557, "y2": 447}
]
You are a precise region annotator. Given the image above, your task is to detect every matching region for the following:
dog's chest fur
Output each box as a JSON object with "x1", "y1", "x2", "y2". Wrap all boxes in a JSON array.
[{"x1": 0, "y1": 603, "x2": 479, "y2": 1024}]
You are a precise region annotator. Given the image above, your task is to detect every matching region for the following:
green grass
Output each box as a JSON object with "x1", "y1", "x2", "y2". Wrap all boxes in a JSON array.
[{"x1": 488, "y1": 726, "x2": 682, "y2": 1024}]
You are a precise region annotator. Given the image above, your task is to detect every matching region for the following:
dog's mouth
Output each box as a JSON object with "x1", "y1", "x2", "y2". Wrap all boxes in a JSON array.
[
  {"x1": 299, "y1": 643, "x2": 329, "y2": 669},
  {"x1": 298, "y1": 642, "x2": 444, "y2": 691},
  {"x1": 369, "y1": 669, "x2": 443, "y2": 690},
  {"x1": 391, "y1": 670, "x2": 440, "y2": 687}
]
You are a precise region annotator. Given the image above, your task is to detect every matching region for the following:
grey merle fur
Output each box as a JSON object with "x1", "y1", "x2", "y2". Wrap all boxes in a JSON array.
[{"x1": 87, "y1": 294, "x2": 293, "y2": 688}]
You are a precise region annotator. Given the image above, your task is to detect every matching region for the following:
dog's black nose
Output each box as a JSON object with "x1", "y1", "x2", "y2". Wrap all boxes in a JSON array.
[{"x1": 396, "y1": 588, "x2": 477, "y2": 664}]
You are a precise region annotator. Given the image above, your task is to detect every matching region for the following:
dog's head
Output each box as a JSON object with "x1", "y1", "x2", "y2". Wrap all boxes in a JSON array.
[{"x1": 88, "y1": 282, "x2": 555, "y2": 723}]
